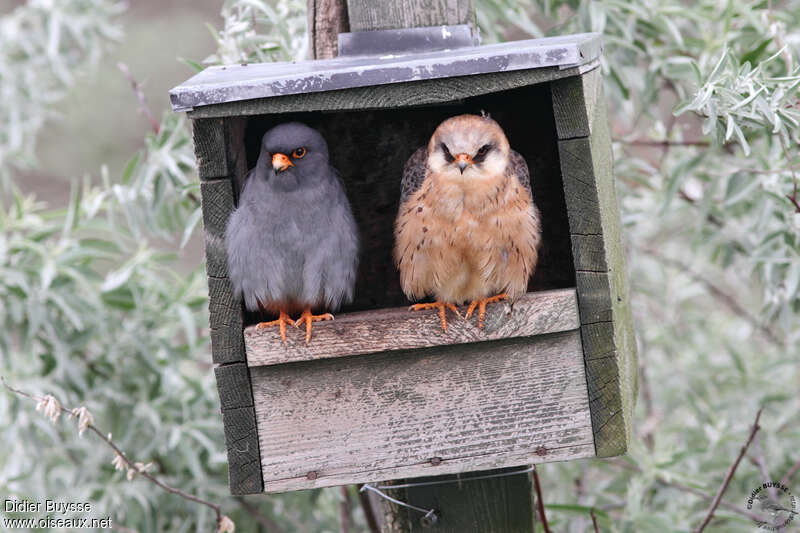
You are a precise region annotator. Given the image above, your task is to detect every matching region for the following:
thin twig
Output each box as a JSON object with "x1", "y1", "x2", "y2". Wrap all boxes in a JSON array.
[
  {"x1": 1, "y1": 378, "x2": 226, "y2": 530},
  {"x1": 641, "y1": 247, "x2": 784, "y2": 346},
  {"x1": 356, "y1": 484, "x2": 381, "y2": 533},
  {"x1": 610, "y1": 459, "x2": 764, "y2": 522},
  {"x1": 695, "y1": 408, "x2": 763, "y2": 533},
  {"x1": 339, "y1": 485, "x2": 351, "y2": 533},
  {"x1": 590, "y1": 508, "x2": 600, "y2": 533},
  {"x1": 778, "y1": 135, "x2": 800, "y2": 213},
  {"x1": 748, "y1": 433, "x2": 778, "y2": 501},
  {"x1": 117, "y1": 63, "x2": 160, "y2": 135},
  {"x1": 235, "y1": 497, "x2": 289, "y2": 533},
  {"x1": 780, "y1": 457, "x2": 800, "y2": 487},
  {"x1": 532, "y1": 465, "x2": 551, "y2": 533},
  {"x1": 616, "y1": 138, "x2": 711, "y2": 147}
]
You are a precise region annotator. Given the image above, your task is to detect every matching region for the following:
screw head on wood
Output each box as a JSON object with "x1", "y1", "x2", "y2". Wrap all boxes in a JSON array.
[
  {"x1": 429, "y1": 456, "x2": 442, "y2": 466},
  {"x1": 306, "y1": 470, "x2": 318, "y2": 480},
  {"x1": 535, "y1": 446, "x2": 548, "y2": 456}
]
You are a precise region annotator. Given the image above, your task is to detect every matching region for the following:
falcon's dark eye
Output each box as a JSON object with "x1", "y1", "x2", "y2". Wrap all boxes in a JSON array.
[
  {"x1": 292, "y1": 147, "x2": 306, "y2": 159},
  {"x1": 440, "y1": 143, "x2": 454, "y2": 163},
  {"x1": 473, "y1": 144, "x2": 493, "y2": 162}
]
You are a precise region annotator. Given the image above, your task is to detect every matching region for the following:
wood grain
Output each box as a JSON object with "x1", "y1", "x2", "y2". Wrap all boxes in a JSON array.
[
  {"x1": 244, "y1": 288, "x2": 579, "y2": 367},
  {"x1": 406, "y1": 469, "x2": 534, "y2": 532},
  {"x1": 192, "y1": 118, "x2": 227, "y2": 178},
  {"x1": 186, "y1": 61, "x2": 600, "y2": 119},
  {"x1": 207, "y1": 276, "x2": 245, "y2": 364},
  {"x1": 251, "y1": 330, "x2": 594, "y2": 492},
  {"x1": 308, "y1": 0, "x2": 350, "y2": 59},
  {"x1": 345, "y1": 0, "x2": 472, "y2": 32},
  {"x1": 554, "y1": 72, "x2": 637, "y2": 458},
  {"x1": 215, "y1": 363, "x2": 263, "y2": 494},
  {"x1": 550, "y1": 67, "x2": 603, "y2": 140},
  {"x1": 200, "y1": 179, "x2": 235, "y2": 278}
]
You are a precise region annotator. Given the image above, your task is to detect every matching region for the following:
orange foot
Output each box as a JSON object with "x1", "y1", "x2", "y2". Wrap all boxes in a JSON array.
[
  {"x1": 409, "y1": 301, "x2": 461, "y2": 333},
  {"x1": 294, "y1": 308, "x2": 334, "y2": 344},
  {"x1": 465, "y1": 293, "x2": 509, "y2": 329},
  {"x1": 256, "y1": 310, "x2": 295, "y2": 345}
]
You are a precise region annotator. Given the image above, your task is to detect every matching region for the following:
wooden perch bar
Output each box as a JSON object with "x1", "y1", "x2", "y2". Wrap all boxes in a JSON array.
[{"x1": 244, "y1": 288, "x2": 580, "y2": 367}]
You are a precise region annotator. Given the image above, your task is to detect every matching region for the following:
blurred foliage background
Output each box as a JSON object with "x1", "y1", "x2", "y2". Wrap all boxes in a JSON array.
[{"x1": 0, "y1": 0, "x2": 798, "y2": 532}]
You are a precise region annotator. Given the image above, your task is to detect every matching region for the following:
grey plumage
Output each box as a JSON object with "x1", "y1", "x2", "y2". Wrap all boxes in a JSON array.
[{"x1": 225, "y1": 122, "x2": 359, "y2": 314}]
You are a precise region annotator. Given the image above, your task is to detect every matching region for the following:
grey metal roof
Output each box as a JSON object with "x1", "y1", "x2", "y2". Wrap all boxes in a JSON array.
[{"x1": 170, "y1": 32, "x2": 602, "y2": 113}]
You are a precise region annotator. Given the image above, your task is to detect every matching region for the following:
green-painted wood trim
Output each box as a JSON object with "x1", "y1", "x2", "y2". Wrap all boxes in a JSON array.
[{"x1": 553, "y1": 71, "x2": 637, "y2": 458}]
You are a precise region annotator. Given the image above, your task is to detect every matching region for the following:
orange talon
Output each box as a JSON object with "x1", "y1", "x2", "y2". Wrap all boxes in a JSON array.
[
  {"x1": 408, "y1": 301, "x2": 461, "y2": 332},
  {"x1": 256, "y1": 310, "x2": 295, "y2": 345},
  {"x1": 294, "y1": 308, "x2": 334, "y2": 344},
  {"x1": 465, "y1": 293, "x2": 509, "y2": 329}
]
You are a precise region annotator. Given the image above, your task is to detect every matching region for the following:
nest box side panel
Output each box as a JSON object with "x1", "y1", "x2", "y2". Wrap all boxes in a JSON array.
[
  {"x1": 251, "y1": 330, "x2": 594, "y2": 493},
  {"x1": 551, "y1": 67, "x2": 638, "y2": 458},
  {"x1": 194, "y1": 117, "x2": 264, "y2": 494}
]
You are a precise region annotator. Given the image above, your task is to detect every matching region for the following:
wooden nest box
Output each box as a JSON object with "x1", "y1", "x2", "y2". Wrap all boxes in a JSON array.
[{"x1": 171, "y1": 29, "x2": 637, "y2": 495}]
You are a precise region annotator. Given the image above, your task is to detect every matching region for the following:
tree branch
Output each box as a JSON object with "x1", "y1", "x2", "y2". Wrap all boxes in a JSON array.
[
  {"x1": 640, "y1": 246, "x2": 784, "y2": 347},
  {"x1": 356, "y1": 484, "x2": 381, "y2": 533},
  {"x1": 339, "y1": 486, "x2": 352, "y2": 533},
  {"x1": 616, "y1": 138, "x2": 711, "y2": 147},
  {"x1": 532, "y1": 465, "x2": 551, "y2": 533},
  {"x1": 1, "y1": 377, "x2": 229, "y2": 531},
  {"x1": 117, "y1": 63, "x2": 160, "y2": 136},
  {"x1": 590, "y1": 508, "x2": 600, "y2": 533},
  {"x1": 235, "y1": 497, "x2": 289, "y2": 533},
  {"x1": 780, "y1": 457, "x2": 800, "y2": 487},
  {"x1": 778, "y1": 135, "x2": 800, "y2": 213},
  {"x1": 610, "y1": 459, "x2": 764, "y2": 522},
  {"x1": 694, "y1": 408, "x2": 763, "y2": 533}
]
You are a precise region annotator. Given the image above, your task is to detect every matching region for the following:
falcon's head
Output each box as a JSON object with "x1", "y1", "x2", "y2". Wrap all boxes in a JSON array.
[
  {"x1": 426, "y1": 114, "x2": 511, "y2": 180},
  {"x1": 257, "y1": 122, "x2": 330, "y2": 191}
]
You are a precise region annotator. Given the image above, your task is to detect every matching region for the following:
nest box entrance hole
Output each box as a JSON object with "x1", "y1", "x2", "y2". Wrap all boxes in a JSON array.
[{"x1": 236, "y1": 81, "x2": 576, "y2": 326}]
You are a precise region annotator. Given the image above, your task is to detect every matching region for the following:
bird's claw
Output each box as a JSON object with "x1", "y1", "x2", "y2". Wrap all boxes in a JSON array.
[
  {"x1": 465, "y1": 293, "x2": 509, "y2": 329},
  {"x1": 255, "y1": 310, "x2": 295, "y2": 345},
  {"x1": 408, "y1": 301, "x2": 460, "y2": 332},
  {"x1": 294, "y1": 309, "x2": 334, "y2": 344}
]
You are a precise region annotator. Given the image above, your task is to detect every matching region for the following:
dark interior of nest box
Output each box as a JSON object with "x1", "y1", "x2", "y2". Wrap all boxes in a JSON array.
[{"x1": 236, "y1": 82, "x2": 575, "y2": 326}]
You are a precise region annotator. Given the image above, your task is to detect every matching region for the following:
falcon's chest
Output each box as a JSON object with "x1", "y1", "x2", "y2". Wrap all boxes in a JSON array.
[{"x1": 421, "y1": 173, "x2": 512, "y2": 238}]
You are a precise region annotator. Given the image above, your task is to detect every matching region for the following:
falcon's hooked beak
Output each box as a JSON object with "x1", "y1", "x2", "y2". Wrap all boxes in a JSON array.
[
  {"x1": 454, "y1": 153, "x2": 473, "y2": 174},
  {"x1": 272, "y1": 153, "x2": 294, "y2": 173}
]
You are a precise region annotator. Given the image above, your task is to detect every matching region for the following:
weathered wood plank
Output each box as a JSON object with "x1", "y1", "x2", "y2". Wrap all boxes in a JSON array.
[
  {"x1": 571, "y1": 233, "x2": 607, "y2": 272},
  {"x1": 215, "y1": 363, "x2": 254, "y2": 410},
  {"x1": 186, "y1": 61, "x2": 600, "y2": 119},
  {"x1": 346, "y1": 0, "x2": 471, "y2": 31},
  {"x1": 200, "y1": 179, "x2": 236, "y2": 278},
  {"x1": 575, "y1": 271, "x2": 612, "y2": 324},
  {"x1": 245, "y1": 288, "x2": 579, "y2": 367},
  {"x1": 558, "y1": 137, "x2": 602, "y2": 237},
  {"x1": 550, "y1": 67, "x2": 603, "y2": 140},
  {"x1": 192, "y1": 118, "x2": 227, "y2": 178},
  {"x1": 215, "y1": 364, "x2": 263, "y2": 494},
  {"x1": 200, "y1": 179, "x2": 235, "y2": 237},
  {"x1": 207, "y1": 276, "x2": 245, "y2": 364},
  {"x1": 406, "y1": 469, "x2": 534, "y2": 532},
  {"x1": 308, "y1": 0, "x2": 350, "y2": 60},
  {"x1": 554, "y1": 71, "x2": 637, "y2": 458},
  {"x1": 252, "y1": 330, "x2": 594, "y2": 492},
  {"x1": 221, "y1": 406, "x2": 263, "y2": 494}
]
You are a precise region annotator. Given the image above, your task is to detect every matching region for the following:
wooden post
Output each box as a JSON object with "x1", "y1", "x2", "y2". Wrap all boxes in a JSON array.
[
  {"x1": 304, "y1": 2, "x2": 537, "y2": 531},
  {"x1": 308, "y1": 0, "x2": 350, "y2": 59}
]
